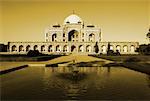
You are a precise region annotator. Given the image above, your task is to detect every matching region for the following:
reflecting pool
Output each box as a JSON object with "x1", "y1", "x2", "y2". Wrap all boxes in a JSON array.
[{"x1": 1, "y1": 66, "x2": 150, "y2": 100}]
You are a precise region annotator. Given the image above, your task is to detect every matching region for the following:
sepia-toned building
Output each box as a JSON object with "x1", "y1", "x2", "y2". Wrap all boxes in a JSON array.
[{"x1": 8, "y1": 14, "x2": 139, "y2": 55}]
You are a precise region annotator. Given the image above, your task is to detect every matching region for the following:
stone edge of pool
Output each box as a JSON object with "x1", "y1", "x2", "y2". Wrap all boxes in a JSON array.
[
  {"x1": 1, "y1": 62, "x2": 150, "y2": 75},
  {"x1": 0, "y1": 61, "x2": 111, "y2": 75},
  {"x1": 0, "y1": 65, "x2": 28, "y2": 75}
]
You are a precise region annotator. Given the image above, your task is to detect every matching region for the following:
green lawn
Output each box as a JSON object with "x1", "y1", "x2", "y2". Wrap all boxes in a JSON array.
[{"x1": 92, "y1": 55, "x2": 150, "y2": 62}]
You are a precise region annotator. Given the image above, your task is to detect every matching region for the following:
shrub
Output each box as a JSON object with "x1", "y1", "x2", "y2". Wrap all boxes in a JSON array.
[
  {"x1": 27, "y1": 50, "x2": 41, "y2": 57},
  {"x1": 124, "y1": 57, "x2": 141, "y2": 62}
]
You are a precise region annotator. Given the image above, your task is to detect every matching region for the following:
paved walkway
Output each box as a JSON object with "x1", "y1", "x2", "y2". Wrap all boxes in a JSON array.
[
  {"x1": 0, "y1": 55, "x2": 113, "y2": 73},
  {"x1": 46, "y1": 55, "x2": 113, "y2": 64}
]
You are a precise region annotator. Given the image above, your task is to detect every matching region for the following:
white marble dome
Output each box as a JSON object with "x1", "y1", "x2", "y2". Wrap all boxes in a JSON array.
[{"x1": 64, "y1": 14, "x2": 83, "y2": 24}]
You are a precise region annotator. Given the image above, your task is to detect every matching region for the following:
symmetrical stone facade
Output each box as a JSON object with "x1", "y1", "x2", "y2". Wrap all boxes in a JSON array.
[{"x1": 8, "y1": 14, "x2": 139, "y2": 55}]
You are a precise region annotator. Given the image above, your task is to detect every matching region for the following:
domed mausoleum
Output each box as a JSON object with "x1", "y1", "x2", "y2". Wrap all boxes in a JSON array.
[
  {"x1": 8, "y1": 13, "x2": 139, "y2": 55},
  {"x1": 64, "y1": 14, "x2": 83, "y2": 24}
]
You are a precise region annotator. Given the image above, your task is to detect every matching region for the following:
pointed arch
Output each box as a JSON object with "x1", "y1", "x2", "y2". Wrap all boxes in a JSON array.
[
  {"x1": 41, "y1": 45, "x2": 45, "y2": 52},
  {"x1": 56, "y1": 45, "x2": 61, "y2": 52},
  {"x1": 123, "y1": 45, "x2": 128, "y2": 53},
  {"x1": 79, "y1": 45, "x2": 84, "y2": 52},
  {"x1": 12, "y1": 45, "x2": 17, "y2": 52},
  {"x1": 110, "y1": 45, "x2": 114, "y2": 50},
  {"x1": 71, "y1": 45, "x2": 76, "y2": 52},
  {"x1": 52, "y1": 33, "x2": 57, "y2": 42},
  {"x1": 116, "y1": 45, "x2": 121, "y2": 52},
  {"x1": 26, "y1": 45, "x2": 31, "y2": 52},
  {"x1": 63, "y1": 45, "x2": 69, "y2": 52},
  {"x1": 89, "y1": 33, "x2": 95, "y2": 42},
  {"x1": 86, "y1": 45, "x2": 92, "y2": 52},
  {"x1": 19, "y1": 45, "x2": 24, "y2": 52},
  {"x1": 130, "y1": 45, "x2": 135, "y2": 52},
  {"x1": 34, "y1": 45, "x2": 38, "y2": 50},
  {"x1": 68, "y1": 30, "x2": 79, "y2": 42},
  {"x1": 48, "y1": 45, "x2": 53, "y2": 52},
  {"x1": 101, "y1": 45, "x2": 106, "y2": 53}
]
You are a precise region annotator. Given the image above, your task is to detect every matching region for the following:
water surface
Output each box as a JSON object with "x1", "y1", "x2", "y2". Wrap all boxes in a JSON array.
[{"x1": 1, "y1": 66, "x2": 150, "y2": 100}]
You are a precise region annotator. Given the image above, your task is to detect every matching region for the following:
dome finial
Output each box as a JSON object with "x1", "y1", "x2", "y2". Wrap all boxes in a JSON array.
[{"x1": 73, "y1": 10, "x2": 75, "y2": 14}]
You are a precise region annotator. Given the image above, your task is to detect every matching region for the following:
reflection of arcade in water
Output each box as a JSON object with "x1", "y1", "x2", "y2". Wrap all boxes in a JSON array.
[
  {"x1": 42, "y1": 66, "x2": 150, "y2": 99},
  {"x1": 44, "y1": 67, "x2": 111, "y2": 75},
  {"x1": 43, "y1": 67, "x2": 111, "y2": 99}
]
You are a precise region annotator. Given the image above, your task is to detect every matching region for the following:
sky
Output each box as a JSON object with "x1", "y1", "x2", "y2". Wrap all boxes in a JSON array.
[{"x1": 0, "y1": 0, "x2": 150, "y2": 44}]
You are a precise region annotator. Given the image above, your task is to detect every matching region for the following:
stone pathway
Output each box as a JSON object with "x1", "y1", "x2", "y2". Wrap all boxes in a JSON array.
[
  {"x1": 0, "y1": 55, "x2": 113, "y2": 74},
  {"x1": 46, "y1": 55, "x2": 113, "y2": 65}
]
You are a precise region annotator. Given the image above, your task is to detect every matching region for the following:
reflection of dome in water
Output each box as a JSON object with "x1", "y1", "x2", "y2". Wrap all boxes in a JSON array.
[{"x1": 64, "y1": 14, "x2": 83, "y2": 24}]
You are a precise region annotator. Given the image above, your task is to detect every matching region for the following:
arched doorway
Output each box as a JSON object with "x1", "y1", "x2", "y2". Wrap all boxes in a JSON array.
[
  {"x1": 123, "y1": 45, "x2": 128, "y2": 53},
  {"x1": 89, "y1": 33, "x2": 95, "y2": 42},
  {"x1": 34, "y1": 45, "x2": 38, "y2": 50},
  {"x1": 19, "y1": 45, "x2": 24, "y2": 52},
  {"x1": 48, "y1": 45, "x2": 53, "y2": 52},
  {"x1": 130, "y1": 45, "x2": 135, "y2": 52},
  {"x1": 110, "y1": 45, "x2": 114, "y2": 51},
  {"x1": 101, "y1": 45, "x2": 106, "y2": 53},
  {"x1": 26, "y1": 45, "x2": 30, "y2": 52},
  {"x1": 116, "y1": 45, "x2": 121, "y2": 52},
  {"x1": 12, "y1": 45, "x2": 17, "y2": 52},
  {"x1": 52, "y1": 33, "x2": 57, "y2": 42},
  {"x1": 68, "y1": 30, "x2": 79, "y2": 42},
  {"x1": 41, "y1": 45, "x2": 45, "y2": 52},
  {"x1": 63, "y1": 45, "x2": 68, "y2": 52},
  {"x1": 86, "y1": 45, "x2": 92, "y2": 52},
  {"x1": 71, "y1": 45, "x2": 76, "y2": 52},
  {"x1": 56, "y1": 45, "x2": 61, "y2": 52},
  {"x1": 79, "y1": 45, "x2": 84, "y2": 52}
]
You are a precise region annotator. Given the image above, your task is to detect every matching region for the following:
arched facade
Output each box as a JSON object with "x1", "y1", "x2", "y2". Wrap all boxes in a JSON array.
[
  {"x1": 9, "y1": 42, "x2": 139, "y2": 54},
  {"x1": 8, "y1": 14, "x2": 139, "y2": 55}
]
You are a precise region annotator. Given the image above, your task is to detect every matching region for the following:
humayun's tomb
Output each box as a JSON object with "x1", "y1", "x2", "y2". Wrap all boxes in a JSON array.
[{"x1": 8, "y1": 13, "x2": 139, "y2": 55}]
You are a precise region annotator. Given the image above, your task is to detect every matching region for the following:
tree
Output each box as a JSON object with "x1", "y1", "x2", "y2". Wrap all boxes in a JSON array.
[
  {"x1": 136, "y1": 44, "x2": 150, "y2": 55},
  {"x1": 146, "y1": 28, "x2": 150, "y2": 42},
  {"x1": 94, "y1": 42, "x2": 99, "y2": 53}
]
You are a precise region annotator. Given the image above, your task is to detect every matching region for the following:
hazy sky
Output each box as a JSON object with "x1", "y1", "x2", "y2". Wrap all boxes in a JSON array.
[{"x1": 0, "y1": 0, "x2": 150, "y2": 44}]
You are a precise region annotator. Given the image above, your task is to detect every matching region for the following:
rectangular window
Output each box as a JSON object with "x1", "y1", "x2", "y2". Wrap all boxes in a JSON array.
[
  {"x1": 63, "y1": 39, "x2": 65, "y2": 42},
  {"x1": 82, "y1": 39, "x2": 84, "y2": 42}
]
